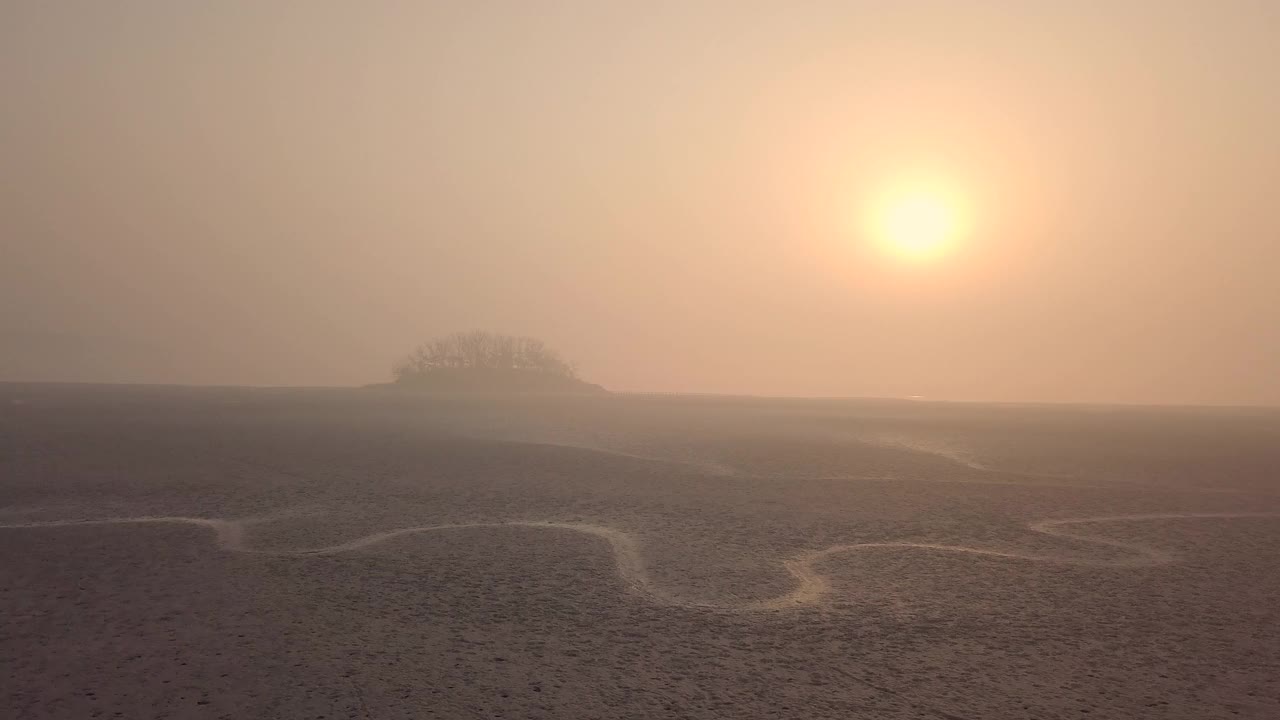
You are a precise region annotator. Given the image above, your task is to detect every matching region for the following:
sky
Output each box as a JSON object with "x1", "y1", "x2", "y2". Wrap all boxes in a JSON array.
[{"x1": 2, "y1": 1, "x2": 1278, "y2": 404}]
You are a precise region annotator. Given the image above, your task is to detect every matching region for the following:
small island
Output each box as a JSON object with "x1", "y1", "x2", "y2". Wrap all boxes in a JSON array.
[{"x1": 381, "y1": 331, "x2": 606, "y2": 394}]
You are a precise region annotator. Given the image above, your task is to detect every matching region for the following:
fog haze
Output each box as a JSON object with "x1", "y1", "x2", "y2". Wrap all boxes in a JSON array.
[{"x1": 4, "y1": 1, "x2": 1278, "y2": 404}]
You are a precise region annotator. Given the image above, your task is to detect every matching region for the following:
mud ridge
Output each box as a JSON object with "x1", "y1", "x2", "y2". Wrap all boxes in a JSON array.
[{"x1": 4, "y1": 512, "x2": 1276, "y2": 613}]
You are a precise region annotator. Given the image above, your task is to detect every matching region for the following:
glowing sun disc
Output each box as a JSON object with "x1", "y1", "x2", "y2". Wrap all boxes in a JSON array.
[{"x1": 872, "y1": 184, "x2": 966, "y2": 261}]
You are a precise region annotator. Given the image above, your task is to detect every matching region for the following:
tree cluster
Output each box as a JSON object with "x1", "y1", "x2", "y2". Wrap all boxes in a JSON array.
[{"x1": 393, "y1": 331, "x2": 578, "y2": 382}]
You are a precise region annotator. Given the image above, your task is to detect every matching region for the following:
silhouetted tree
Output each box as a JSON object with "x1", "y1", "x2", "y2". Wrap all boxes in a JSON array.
[{"x1": 393, "y1": 331, "x2": 578, "y2": 383}]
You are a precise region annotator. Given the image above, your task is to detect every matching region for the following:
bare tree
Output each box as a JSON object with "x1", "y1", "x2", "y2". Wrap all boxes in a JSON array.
[{"x1": 393, "y1": 331, "x2": 579, "y2": 383}]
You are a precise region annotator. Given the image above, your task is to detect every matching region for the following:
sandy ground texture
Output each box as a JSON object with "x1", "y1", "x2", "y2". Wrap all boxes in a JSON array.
[{"x1": 2, "y1": 384, "x2": 1279, "y2": 719}]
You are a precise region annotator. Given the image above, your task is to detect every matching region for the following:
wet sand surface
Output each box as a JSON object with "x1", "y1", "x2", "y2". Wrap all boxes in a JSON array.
[{"x1": 3, "y1": 384, "x2": 1279, "y2": 719}]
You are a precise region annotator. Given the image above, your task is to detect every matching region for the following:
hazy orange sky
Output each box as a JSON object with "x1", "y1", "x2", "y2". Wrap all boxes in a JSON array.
[{"x1": 3, "y1": 1, "x2": 1278, "y2": 404}]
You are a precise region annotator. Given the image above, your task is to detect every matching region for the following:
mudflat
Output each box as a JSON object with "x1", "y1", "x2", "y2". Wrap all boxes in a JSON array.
[{"x1": 3, "y1": 384, "x2": 1278, "y2": 719}]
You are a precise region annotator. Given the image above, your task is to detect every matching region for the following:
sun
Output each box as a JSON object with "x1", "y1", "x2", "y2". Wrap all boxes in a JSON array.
[{"x1": 871, "y1": 182, "x2": 966, "y2": 261}]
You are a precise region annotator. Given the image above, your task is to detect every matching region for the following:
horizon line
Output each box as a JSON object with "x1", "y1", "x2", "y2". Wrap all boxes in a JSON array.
[{"x1": 1, "y1": 379, "x2": 1277, "y2": 412}]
